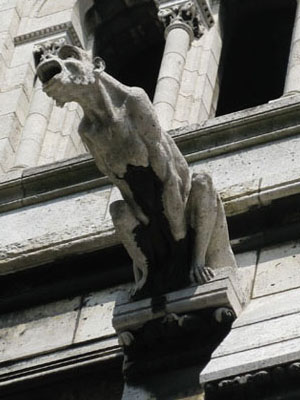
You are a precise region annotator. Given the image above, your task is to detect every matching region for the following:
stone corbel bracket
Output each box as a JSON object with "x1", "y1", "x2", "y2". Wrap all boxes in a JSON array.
[
  {"x1": 158, "y1": 0, "x2": 214, "y2": 39},
  {"x1": 113, "y1": 267, "x2": 245, "y2": 380},
  {"x1": 113, "y1": 267, "x2": 244, "y2": 333}
]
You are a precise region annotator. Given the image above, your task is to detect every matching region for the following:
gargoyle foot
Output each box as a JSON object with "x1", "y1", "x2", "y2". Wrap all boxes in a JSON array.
[
  {"x1": 118, "y1": 331, "x2": 135, "y2": 347},
  {"x1": 190, "y1": 265, "x2": 215, "y2": 285},
  {"x1": 129, "y1": 283, "x2": 150, "y2": 301}
]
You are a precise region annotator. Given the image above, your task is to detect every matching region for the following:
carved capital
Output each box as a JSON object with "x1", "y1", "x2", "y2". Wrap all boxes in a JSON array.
[{"x1": 158, "y1": 0, "x2": 213, "y2": 40}]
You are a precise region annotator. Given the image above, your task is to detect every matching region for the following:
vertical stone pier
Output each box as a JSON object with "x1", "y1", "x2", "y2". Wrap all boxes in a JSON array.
[
  {"x1": 14, "y1": 81, "x2": 53, "y2": 169},
  {"x1": 153, "y1": 0, "x2": 213, "y2": 131},
  {"x1": 284, "y1": 0, "x2": 300, "y2": 95}
]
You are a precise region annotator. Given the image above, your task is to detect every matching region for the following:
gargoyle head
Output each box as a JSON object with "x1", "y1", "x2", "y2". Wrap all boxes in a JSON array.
[{"x1": 34, "y1": 41, "x2": 105, "y2": 107}]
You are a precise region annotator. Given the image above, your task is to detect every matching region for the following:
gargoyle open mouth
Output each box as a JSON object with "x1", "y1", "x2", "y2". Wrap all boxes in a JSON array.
[{"x1": 37, "y1": 60, "x2": 62, "y2": 84}]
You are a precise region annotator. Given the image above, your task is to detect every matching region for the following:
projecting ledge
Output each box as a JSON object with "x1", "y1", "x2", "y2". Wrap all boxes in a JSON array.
[
  {"x1": 113, "y1": 267, "x2": 246, "y2": 333},
  {"x1": 113, "y1": 267, "x2": 249, "y2": 393}
]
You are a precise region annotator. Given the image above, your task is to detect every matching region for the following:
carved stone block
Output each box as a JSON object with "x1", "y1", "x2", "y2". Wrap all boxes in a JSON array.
[
  {"x1": 113, "y1": 267, "x2": 245, "y2": 333},
  {"x1": 113, "y1": 267, "x2": 245, "y2": 380}
]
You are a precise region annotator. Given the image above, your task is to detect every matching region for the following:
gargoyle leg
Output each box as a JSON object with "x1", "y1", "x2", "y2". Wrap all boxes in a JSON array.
[
  {"x1": 187, "y1": 172, "x2": 236, "y2": 284},
  {"x1": 110, "y1": 200, "x2": 148, "y2": 293}
]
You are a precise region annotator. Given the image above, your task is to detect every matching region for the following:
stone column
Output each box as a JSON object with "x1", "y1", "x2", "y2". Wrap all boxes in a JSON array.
[
  {"x1": 284, "y1": 0, "x2": 300, "y2": 95},
  {"x1": 153, "y1": 0, "x2": 213, "y2": 131},
  {"x1": 14, "y1": 81, "x2": 53, "y2": 169}
]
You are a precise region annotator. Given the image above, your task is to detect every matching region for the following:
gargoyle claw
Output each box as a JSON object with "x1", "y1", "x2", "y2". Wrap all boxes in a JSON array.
[
  {"x1": 190, "y1": 265, "x2": 215, "y2": 285},
  {"x1": 118, "y1": 331, "x2": 134, "y2": 347}
]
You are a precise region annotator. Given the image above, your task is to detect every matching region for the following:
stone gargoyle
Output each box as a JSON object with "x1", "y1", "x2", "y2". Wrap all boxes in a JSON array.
[{"x1": 34, "y1": 42, "x2": 237, "y2": 299}]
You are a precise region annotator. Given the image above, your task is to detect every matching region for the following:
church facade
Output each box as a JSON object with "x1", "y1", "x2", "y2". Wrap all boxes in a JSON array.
[{"x1": 1, "y1": 0, "x2": 300, "y2": 399}]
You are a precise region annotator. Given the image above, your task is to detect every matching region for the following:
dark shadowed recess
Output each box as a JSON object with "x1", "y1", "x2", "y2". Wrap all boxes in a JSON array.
[
  {"x1": 1, "y1": 192, "x2": 300, "y2": 314},
  {"x1": 216, "y1": 0, "x2": 297, "y2": 116},
  {"x1": 0, "y1": 360, "x2": 123, "y2": 400},
  {"x1": 88, "y1": 0, "x2": 165, "y2": 100}
]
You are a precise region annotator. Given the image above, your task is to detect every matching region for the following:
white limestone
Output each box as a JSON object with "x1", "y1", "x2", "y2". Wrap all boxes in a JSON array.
[
  {"x1": 34, "y1": 42, "x2": 236, "y2": 294},
  {"x1": 113, "y1": 270, "x2": 245, "y2": 332},
  {"x1": 0, "y1": 137, "x2": 14, "y2": 172},
  {"x1": 234, "y1": 287, "x2": 300, "y2": 328},
  {"x1": 0, "y1": 337, "x2": 119, "y2": 386},
  {"x1": 201, "y1": 285, "x2": 300, "y2": 384},
  {"x1": 201, "y1": 336, "x2": 300, "y2": 384},
  {"x1": 0, "y1": 113, "x2": 23, "y2": 152},
  {"x1": 0, "y1": 297, "x2": 80, "y2": 363},
  {"x1": 192, "y1": 134, "x2": 300, "y2": 190},
  {"x1": 284, "y1": 0, "x2": 300, "y2": 95},
  {"x1": 253, "y1": 240, "x2": 300, "y2": 298},
  {"x1": 154, "y1": 26, "x2": 191, "y2": 130},
  {"x1": 215, "y1": 312, "x2": 300, "y2": 357},
  {"x1": 173, "y1": 5, "x2": 221, "y2": 128},
  {"x1": 0, "y1": 186, "x2": 112, "y2": 274},
  {"x1": 74, "y1": 285, "x2": 130, "y2": 344},
  {"x1": 0, "y1": 7, "x2": 20, "y2": 36},
  {"x1": 14, "y1": 83, "x2": 53, "y2": 169},
  {"x1": 234, "y1": 251, "x2": 257, "y2": 303}
]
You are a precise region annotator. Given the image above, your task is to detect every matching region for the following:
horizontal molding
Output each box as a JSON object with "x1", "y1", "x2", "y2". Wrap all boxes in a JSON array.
[
  {"x1": 1, "y1": 96, "x2": 300, "y2": 215},
  {"x1": 14, "y1": 21, "x2": 82, "y2": 47},
  {"x1": 204, "y1": 360, "x2": 300, "y2": 400},
  {"x1": 0, "y1": 337, "x2": 121, "y2": 389},
  {"x1": 1, "y1": 165, "x2": 300, "y2": 276}
]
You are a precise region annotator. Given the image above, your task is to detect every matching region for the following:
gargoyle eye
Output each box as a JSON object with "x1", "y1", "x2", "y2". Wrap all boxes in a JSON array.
[{"x1": 58, "y1": 45, "x2": 81, "y2": 61}]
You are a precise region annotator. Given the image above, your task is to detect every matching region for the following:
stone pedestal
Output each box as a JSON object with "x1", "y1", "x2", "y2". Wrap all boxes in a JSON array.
[{"x1": 113, "y1": 267, "x2": 246, "y2": 399}]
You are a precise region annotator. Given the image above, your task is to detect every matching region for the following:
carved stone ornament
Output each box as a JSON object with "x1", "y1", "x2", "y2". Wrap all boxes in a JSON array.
[
  {"x1": 117, "y1": 308, "x2": 235, "y2": 380},
  {"x1": 158, "y1": 1, "x2": 206, "y2": 39},
  {"x1": 205, "y1": 361, "x2": 300, "y2": 400},
  {"x1": 34, "y1": 42, "x2": 237, "y2": 300}
]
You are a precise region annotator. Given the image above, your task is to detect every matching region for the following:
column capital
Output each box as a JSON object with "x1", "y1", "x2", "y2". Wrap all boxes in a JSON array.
[{"x1": 157, "y1": 0, "x2": 214, "y2": 40}]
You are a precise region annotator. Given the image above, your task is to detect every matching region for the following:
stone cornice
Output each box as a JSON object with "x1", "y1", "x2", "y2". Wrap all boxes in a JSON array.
[
  {"x1": 204, "y1": 360, "x2": 300, "y2": 400},
  {"x1": 0, "y1": 337, "x2": 121, "y2": 390},
  {"x1": 1, "y1": 98, "x2": 300, "y2": 274},
  {"x1": 14, "y1": 22, "x2": 82, "y2": 47},
  {"x1": 1, "y1": 96, "x2": 300, "y2": 216}
]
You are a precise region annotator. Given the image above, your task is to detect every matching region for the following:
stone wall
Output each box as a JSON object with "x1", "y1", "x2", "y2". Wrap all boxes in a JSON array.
[
  {"x1": 0, "y1": 0, "x2": 90, "y2": 174},
  {"x1": 1, "y1": 1, "x2": 300, "y2": 399}
]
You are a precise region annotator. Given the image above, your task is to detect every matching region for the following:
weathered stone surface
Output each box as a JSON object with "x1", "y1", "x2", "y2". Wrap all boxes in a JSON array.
[
  {"x1": 192, "y1": 135, "x2": 300, "y2": 190},
  {"x1": 0, "y1": 187, "x2": 110, "y2": 247},
  {"x1": 0, "y1": 7, "x2": 20, "y2": 36},
  {"x1": 74, "y1": 285, "x2": 129, "y2": 344},
  {"x1": 234, "y1": 251, "x2": 257, "y2": 303},
  {"x1": 284, "y1": 2, "x2": 300, "y2": 94},
  {"x1": 0, "y1": 31, "x2": 14, "y2": 67},
  {"x1": 220, "y1": 179, "x2": 260, "y2": 216},
  {"x1": 253, "y1": 240, "x2": 300, "y2": 298},
  {"x1": 0, "y1": 186, "x2": 112, "y2": 274},
  {"x1": 0, "y1": 0, "x2": 19, "y2": 12},
  {"x1": 113, "y1": 268, "x2": 244, "y2": 332},
  {"x1": 215, "y1": 312, "x2": 300, "y2": 357},
  {"x1": 36, "y1": 0, "x2": 78, "y2": 17},
  {"x1": 234, "y1": 287, "x2": 300, "y2": 328},
  {"x1": 201, "y1": 336, "x2": 300, "y2": 384},
  {"x1": 0, "y1": 336, "x2": 120, "y2": 387},
  {"x1": 201, "y1": 283, "x2": 300, "y2": 384},
  {"x1": 35, "y1": 42, "x2": 236, "y2": 299},
  {"x1": 0, "y1": 297, "x2": 80, "y2": 363}
]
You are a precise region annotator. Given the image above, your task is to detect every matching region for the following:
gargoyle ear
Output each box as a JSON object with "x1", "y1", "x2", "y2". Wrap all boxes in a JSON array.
[
  {"x1": 93, "y1": 57, "x2": 106, "y2": 72},
  {"x1": 33, "y1": 47, "x2": 43, "y2": 68}
]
